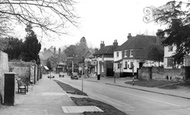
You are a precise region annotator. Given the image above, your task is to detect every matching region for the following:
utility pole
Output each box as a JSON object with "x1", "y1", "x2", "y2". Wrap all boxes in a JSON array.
[{"x1": 81, "y1": 57, "x2": 85, "y2": 92}]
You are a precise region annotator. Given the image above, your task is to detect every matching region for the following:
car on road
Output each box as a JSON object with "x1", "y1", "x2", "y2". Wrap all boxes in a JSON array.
[
  {"x1": 71, "y1": 72, "x2": 78, "y2": 80},
  {"x1": 59, "y1": 72, "x2": 64, "y2": 77}
]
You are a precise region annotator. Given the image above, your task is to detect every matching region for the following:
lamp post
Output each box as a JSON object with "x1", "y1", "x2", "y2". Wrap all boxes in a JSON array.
[{"x1": 81, "y1": 57, "x2": 85, "y2": 92}]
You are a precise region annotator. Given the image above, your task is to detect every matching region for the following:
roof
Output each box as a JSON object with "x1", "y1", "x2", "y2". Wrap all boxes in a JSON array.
[
  {"x1": 94, "y1": 45, "x2": 113, "y2": 55},
  {"x1": 115, "y1": 35, "x2": 158, "y2": 51},
  {"x1": 116, "y1": 35, "x2": 159, "y2": 59},
  {"x1": 115, "y1": 37, "x2": 134, "y2": 51}
]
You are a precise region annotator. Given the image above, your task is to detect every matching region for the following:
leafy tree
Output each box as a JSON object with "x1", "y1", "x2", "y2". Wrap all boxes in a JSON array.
[
  {"x1": 22, "y1": 24, "x2": 41, "y2": 64},
  {"x1": 0, "y1": 0, "x2": 77, "y2": 36},
  {"x1": 2, "y1": 37, "x2": 24, "y2": 60},
  {"x1": 46, "y1": 59, "x2": 52, "y2": 71},
  {"x1": 147, "y1": 43, "x2": 164, "y2": 63},
  {"x1": 64, "y1": 45, "x2": 76, "y2": 57},
  {"x1": 154, "y1": 1, "x2": 190, "y2": 64},
  {"x1": 75, "y1": 37, "x2": 88, "y2": 57}
]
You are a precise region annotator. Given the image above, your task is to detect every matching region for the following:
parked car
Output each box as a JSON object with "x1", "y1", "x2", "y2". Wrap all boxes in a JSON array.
[
  {"x1": 59, "y1": 72, "x2": 64, "y2": 77},
  {"x1": 71, "y1": 72, "x2": 78, "y2": 80}
]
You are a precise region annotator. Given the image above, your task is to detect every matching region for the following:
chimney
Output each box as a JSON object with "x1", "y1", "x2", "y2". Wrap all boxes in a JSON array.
[
  {"x1": 94, "y1": 48, "x2": 98, "y2": 53},
  {"x1": 100, "y1": 41, "x2": 105, "y2": 49},
  {"x1": 127, "y1": 33, "x2": 132, "y2": 40},
  {"x1": 54, "y1": 47, "x2": 56, "y2": 55},
  {"x1": 113, "y1": 39, "x2": 118, "y2": 51},
  {"x1": 59, "y1": 48, "x2": 61, "y2": 56},
  {"x1": 44, "y1": 48, "x2": 47, "y2": 52}
]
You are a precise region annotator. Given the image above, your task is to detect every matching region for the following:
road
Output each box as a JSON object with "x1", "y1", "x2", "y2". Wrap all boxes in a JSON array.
[{"x1": 56, "y1": 75, "x2": 190, "y2": 115}]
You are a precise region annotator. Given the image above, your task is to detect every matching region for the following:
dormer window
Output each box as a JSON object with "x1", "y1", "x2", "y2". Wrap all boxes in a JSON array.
[{"x1": 130, "y1": 49, "x2": 133, "y2": 57}]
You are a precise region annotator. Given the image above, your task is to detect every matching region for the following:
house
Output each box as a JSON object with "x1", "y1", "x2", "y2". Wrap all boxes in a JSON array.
[
  {"x1": 114, "y1": 34, "x2": 160, "y2": 77},
  {"x1": 94, "y1": 40, "x2": 118, "y2": 77},
  {"x1": 164, "y1": 45, "x2": 190, "y2": 68},
  {"x1": 39, "y1": 47, "x2": 67, "y2": 72}
]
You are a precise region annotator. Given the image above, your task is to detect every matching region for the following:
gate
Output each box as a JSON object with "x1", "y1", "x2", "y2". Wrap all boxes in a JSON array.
[{"x1": 185, "y1": 66, "x2": 190, "y2": 79}]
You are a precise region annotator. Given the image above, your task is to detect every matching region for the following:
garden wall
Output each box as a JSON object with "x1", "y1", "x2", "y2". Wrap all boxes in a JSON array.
[
  {"x1": 138, "y1": 67, "x2": 185, "y2": 81},
  {"x1": 0, "y1": 51, "x2": 9, "y2": 103},
  {"x1": 9, "y1": 61, "x2": 37, "y2": 84}
]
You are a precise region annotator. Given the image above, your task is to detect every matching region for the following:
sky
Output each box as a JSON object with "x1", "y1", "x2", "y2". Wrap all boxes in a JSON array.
[{"x1": 14, "y1": 0, "x2": 189, "y2": 50}]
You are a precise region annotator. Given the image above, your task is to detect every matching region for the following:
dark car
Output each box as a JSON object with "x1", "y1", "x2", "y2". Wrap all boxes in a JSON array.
[
  {"x1": 71, "y1": 72, "x2": 78, "y2": 80},
  {"x1": 59, "y1": 72, "x2": 64, "y2": 77}
]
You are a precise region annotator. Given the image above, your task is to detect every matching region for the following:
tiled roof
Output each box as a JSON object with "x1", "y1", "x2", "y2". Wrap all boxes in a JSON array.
[
  {"x1": 94, "y1": 45, "x2": 113, "y2": 55},
  {"x1": 116, "y1": 35, "x2": 157, "y2": 51},
  {"x1": 116, "y1": 35, "x2": 159, "y2": 59},
  {"x1": 115, "y1": 37, "x2": 134, "y2": 51},
  {"x1": 126, "y1": 35, "x2": 157, "y2": 49}
]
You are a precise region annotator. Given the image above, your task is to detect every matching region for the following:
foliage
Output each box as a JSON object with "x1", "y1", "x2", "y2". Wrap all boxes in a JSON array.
[
  {"x1": 147, "y1": 43, "x2": 164, "y2": 62},
  {"x1": 46, "y1": 59, "x2": 52, "y2": 71},
  {"x1": 2, "y1": 37, "x2": 24, "y2": 60},
  {"x1": 75, "y1": 36, "x2": 88, "y2": 57},
  {"x1": 0, "y1": 0, "x2": 77, "y2": 35},
  {"x1": 64, "y1": 45, "x2": 77, "y2": 57},
  {"x1": 22, "y1": 24, "x2": 41, "y2": 64},
  {"x1": 0, "y1": 37, "x2": 9, "y2": 51},
  {"x1": 154, "y1": 1, "x2": 190, "y2": 64},
  {"x1": 65, "y1": 37, "x2": 89, "y2": 58}
]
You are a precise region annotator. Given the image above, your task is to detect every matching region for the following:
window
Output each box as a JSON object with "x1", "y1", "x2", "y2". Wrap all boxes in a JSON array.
[
  {"x1": 116, "y1": 52, "x2": 119, "y2": 57},
  {"x1": 167, "y1": 58, "x2": 174, "y2": 67},
  {"x1": 124, "y1": 50, "x2": 127, "y2": 57},
  {"x1": 130, "y1": 50, "x2": 133, "y2": 57},
  {"x1": 124, "y1": 62, "x2": 128, "y2": 69},
  {"x1": 168, "y1": 46, "x2": 173, "y2": 52},
  {"x1": 117, "y1": 63, "x2": 120, "y2": 69}
]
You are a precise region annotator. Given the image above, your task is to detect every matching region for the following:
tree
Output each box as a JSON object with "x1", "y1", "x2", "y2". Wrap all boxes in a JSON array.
[
  {"x1": 22, "y1": 24, "x2": 41, "y2": 64},
  {"x1": 0, "y1": 37, "x2": 9, "y2": 51},
  {"x1": 147, "y1": 43, "x2": 164, "y2": 63},
  {"x1": 75, "y1": 37, "x2": 88, "y2": 57},
  {"x1": 46, "y1": 58, "x2": 52, "y2": 71},
  {"x1": 154, "y1": 1, "x2": 190, "y2": 64},
  {"x1": 64, "y1": 45, "x2": 76, "y2": 57},
  {"x1": 2, "y1": 37, "x2": 24, "y2": 60},
  {"x1": 0, "y1": 0, "x2": 77, "y2": 36}
]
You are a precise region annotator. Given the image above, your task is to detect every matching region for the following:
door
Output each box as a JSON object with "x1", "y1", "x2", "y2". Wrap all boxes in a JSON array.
[{"x1": 4, "y1": 73, "x2": 15, "y2": 105}]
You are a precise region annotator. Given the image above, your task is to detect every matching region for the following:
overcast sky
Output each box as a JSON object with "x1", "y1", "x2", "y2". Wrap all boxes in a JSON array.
[{"x1": 16, "y1": 0, "x2": 189, "y2": 50}]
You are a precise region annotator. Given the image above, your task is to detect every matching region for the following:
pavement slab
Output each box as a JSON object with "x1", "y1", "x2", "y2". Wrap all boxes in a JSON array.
[{"x1": 62, "y1": 106, "x2": 103, "y2": 113}]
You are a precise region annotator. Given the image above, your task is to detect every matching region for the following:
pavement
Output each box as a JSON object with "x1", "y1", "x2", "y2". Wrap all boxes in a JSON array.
[
  {"x1": 0, "y1": 74, "x2": 83, "y2": 115},
  {"x1": 1, "y1": 73, "x2": 190, "y2": 115},
  {"x1": 84, "y1": 75, "x2": 190, "y2": 100}
]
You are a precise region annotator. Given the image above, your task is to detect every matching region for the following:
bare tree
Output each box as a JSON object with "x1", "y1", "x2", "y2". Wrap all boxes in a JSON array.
[{"x1": 0, "y1": 0, "x2": 78, "y2": 36}]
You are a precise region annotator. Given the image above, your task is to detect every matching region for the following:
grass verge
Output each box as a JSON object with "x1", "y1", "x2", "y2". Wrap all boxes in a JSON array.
[
  {"x1": 54, "y1": 80, "x2": 128, "y2": 115},
  {"x1": 125, "y1": 80, "x2": 190, "y2": 89},
  {"x1": 54, "y1": 80, "x2": 87, "y2": 96}
]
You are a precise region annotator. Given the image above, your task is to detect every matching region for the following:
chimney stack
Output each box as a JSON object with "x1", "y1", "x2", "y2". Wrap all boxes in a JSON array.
[
  {"x1": 59, "y1": 48, "x2": 61, "y2": 56},
  {"x1": 44, "y1": 48, "x2": 47, "y2": 52},
  {"x1": 127, "y1": 33, "x2": 132, "y2": 40},
  {"x1": 54, "y1": 47, "x2": 56, "y2": 55},
  {"x1": 94, "y1": 48, "x2": 98, "y2": 53},
  {"x1": 100, "y1": 41, "x2": 105, "y2": 49},
  {"x1": 113, "y1": 39, "x2": 118, "y2": 51}
]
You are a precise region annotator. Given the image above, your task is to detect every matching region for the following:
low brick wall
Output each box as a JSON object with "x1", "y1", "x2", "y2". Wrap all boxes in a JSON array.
[
  {"x1": 0, "y1": 51, "x2": 9, "y2": 103},
  {"x1": 138, "y1": 67, "x2": 185, "y2": 81}
]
